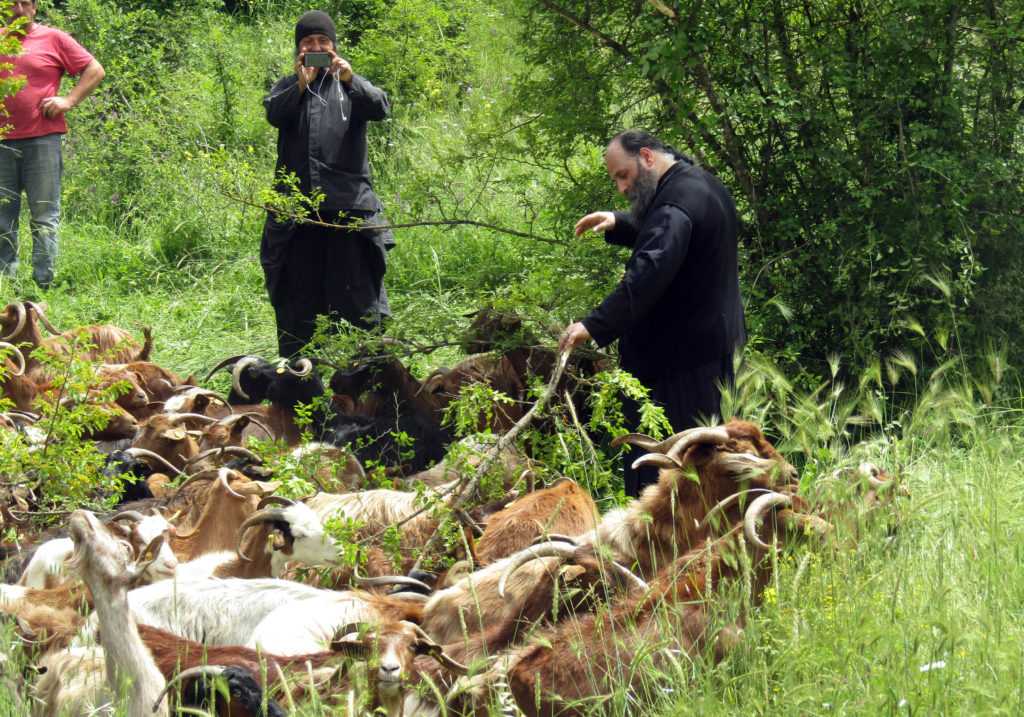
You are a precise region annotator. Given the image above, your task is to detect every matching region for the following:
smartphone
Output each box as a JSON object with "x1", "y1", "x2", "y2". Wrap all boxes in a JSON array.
[{"x1": 303, "y1": 52, "x2": 332, "y2": 68}]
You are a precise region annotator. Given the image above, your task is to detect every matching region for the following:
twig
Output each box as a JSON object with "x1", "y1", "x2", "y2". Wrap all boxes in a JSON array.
[
  {"x1": 410, "y1": 349, "x2": 572, "y2": 571},
  {"x1": 220, "y1": 189, "x2": 567, "y2": 246}
]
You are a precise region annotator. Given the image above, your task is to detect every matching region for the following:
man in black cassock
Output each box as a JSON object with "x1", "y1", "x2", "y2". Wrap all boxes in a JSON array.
[
  {"x1": 559, "y1": 129, "x2": 747, "y2": 497},
  {"x1": 260, "y1": 10, "x2": 393, "y2": 358}
]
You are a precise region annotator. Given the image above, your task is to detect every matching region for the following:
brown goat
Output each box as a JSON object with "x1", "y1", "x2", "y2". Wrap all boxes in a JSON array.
[{"x1": 475, "y1": 478, "x2": 598, "y2": 565}]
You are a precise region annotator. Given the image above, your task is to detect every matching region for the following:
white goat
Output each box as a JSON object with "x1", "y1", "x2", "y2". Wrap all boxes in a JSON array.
[{"x1": 32, "y1": 510, "x2": 169, "y2": 716}]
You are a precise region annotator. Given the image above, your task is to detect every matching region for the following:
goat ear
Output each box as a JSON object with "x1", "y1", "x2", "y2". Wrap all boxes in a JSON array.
[
  {"x1": 269, "y1": 528, "x2": 287, "y2": 550},
  {"x1": 106, "y1": 522, "x2": 131, "y2": 538},
  {"x1": 163, "y1": 427, "x2": 186, "y2": 441},
  {"x1": 330, "y1": 638, "x2": 369, "y2": 658},
  {"x1": 559, "y1": 564, "x2": 586, "y2": 583},
  {"x1": 414, "y1": 639, "x2": 444, "y2": 657}
]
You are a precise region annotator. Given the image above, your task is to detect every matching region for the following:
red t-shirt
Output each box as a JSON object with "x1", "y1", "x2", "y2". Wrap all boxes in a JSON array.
[{"x1": 0, "y1": 24, "x2": 95, "y2": 139}]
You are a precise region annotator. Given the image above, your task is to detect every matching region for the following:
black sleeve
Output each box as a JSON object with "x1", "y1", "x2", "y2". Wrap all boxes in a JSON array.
[
  {"x1": 345, "y1": 74, "x2": 389, "y2": 121},
  {"x1": 582, "y1": 205, "x2": 693, "y2": 348},
  {"x1": 264, "y1": 76, "x2": 303, "y2": 129},
  {"x1": 604, "y1": 211, "x2": 639, "y2": 248}
]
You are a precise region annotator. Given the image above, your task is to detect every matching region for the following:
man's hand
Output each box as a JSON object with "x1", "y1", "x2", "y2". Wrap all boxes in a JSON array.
[
  {"x1": 38, "y1": 96, "x2": 73, "y2": 119},
  {"x1": 331, "y1": 55, "x2": 353, "y2": 83},
  {"x1": 294, "y1": 54, "x2": 320, "y2": 92},
  {"x1": 574, "y1": 211, "x2": 616, "y2": 237},
  {"x1": 558, "y1": 321, "x2": 592, "y2": 355}
]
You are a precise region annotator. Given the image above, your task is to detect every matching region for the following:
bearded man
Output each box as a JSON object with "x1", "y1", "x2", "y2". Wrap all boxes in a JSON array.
[{"x1": 558, "y1": 130, "x2": 746, "y2": 497}]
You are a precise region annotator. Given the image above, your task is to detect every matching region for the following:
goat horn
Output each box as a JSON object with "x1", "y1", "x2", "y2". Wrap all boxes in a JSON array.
[
  {"x1": 169, "y1": 412, "x2": 218, "y2": 426},
  {"x1": 170, "y1": 468, "x2": 223, "y2": 494},
  {"x1": 743, "y1": 492, "x2": 794, "y2": 551},
  {"x1": 498, "y1": 541, "x2": 577, "y2": 598},
  {"x1": 105, "y1": 510, "x2": 146, "y2": 524},
  {"x1": 203, "y1": 354, "x2": 250, "y2": 383},
  {"x1": 218, "y1": 468, "x2": 246, "y2": 500},
  {"x1": 351, "y1": 564, "x2": 434, "y2": 592},
  {"x1": 631, "y1": 453, "x2": 680, "y2": 470},
  {"x1": 123, "y1": 448, "x2": 184, "y2": 477},
  {"x1": 24, "y1": 302, "x2": 60, "y2": 336},
  {"x1": 609, "y1": 560, "x2": 648, "y2": 594},
  {"x1": 854, "y1": 462, "x2": 888, "y2": 489},
  {"x1": 530, "y1": 533, "x2": 580, "y2": 547},
  {"x1": 610, "y1": 432, "x2": 688, "y2": 454},
  {"x1": 153, "y1": 665, "x2": 228, "y2": 712},
  {"x1": 256, "y1": 495, "x2": 296, "y2": 510},
  {"x1": 0, "y1": 342, "x2": 26, "y2": 376},
  {"x1": 235, "y1": 507, "x2": 290, "y2": 562},
  {"x1": 0, "y1": 302, "x2": 26, "y2": 341},
  {"x1": 697, "y1": 489, "x2": 773, "y2": 533},
  {"x1": 287, "y1": 357, "x2": 313, "y2": 376},
  {"x1": 665, "y1": 426, "x2": 731, "y2": 464},
  {"x1": 221, "y1": 412, "x2": 275, "y2": 441},
  {"x1": 230, "y1": 356, "x2": 262, "y2": 401}
]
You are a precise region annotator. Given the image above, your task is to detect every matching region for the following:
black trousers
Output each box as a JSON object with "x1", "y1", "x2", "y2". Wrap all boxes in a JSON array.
[
  {"x1": 621, "y1": 354, "x2": 736, "y2": 498},
  {"x1": 273, "y1": 224, "x2": 385, "y2": 358}
]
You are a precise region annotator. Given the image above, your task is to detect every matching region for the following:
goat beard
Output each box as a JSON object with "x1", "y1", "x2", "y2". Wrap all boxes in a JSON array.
[{"x1": 626, "y1": 162, "x2": 659, "y2": 225}]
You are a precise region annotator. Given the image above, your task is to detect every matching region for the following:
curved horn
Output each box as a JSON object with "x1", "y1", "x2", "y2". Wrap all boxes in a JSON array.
[
  {"x1": 217, "y1": 468, "x2": 246, "y2": 500},
  {"x1": 230, "y1": 356, "x2": 262, "y2": 401},
  {"x1": 696, "y1": 489, "x2": 772, "y2": 532},
  {"x1": 153, "y1": 665, "x2": 228, "y2": 712},
  {"x1": 105, "y1": 510, "x2": 146, "y2": 525},
  {"x1": 203, "y1": 354, "x2": 251, "y2": 383},
  {"x1": 743, "y1": 492, "x2": 794, "y2": 551},
  {"x1": 609, "y1": 561, "x2": 648, "y2": 594},
  {"x1": 0, "y1": 302, "x2": 26, "y2": 341},
  {"x1": 256, "y1": 495, "x2": 296, "y2": 510},
  {"x1": 169, "y1": 468, "x2": 223, "y2": 495},
  {"x1": 854, "y1": 462, "x2": 888, "y2": 489},
  {"x1": 220, "y1": 413, "x2": 275, "y2": 441},
  {"x1": 665, "y1": 426, "x2": 731, "y2": 464},
  {"x1": 530, "y1": 533, "x2": 580, "y2": 547},
  {"x1": 287, "y1": 357, "x2": 313, "y2": 376},
  {"x1": 123, "y1": 448, "x2": 185, "y2": 477},
  {"x1": 351, "y1": 564, "x2": 434, "y2": 592},
  {"x1": 183, "y1": 445, "x2": 262, "y2": 470},
  {"x1": 235, "y1": 507, "x2": 289, "y2": 562},
  {"x1": 24, "y1": 302, "x2": 60, "y2": 336},
  {"x1": 168, "y1": 412, "x2": 218, "y2": 427},
  {"x1": 631, "y1": 453, "x2": 681, "y2": 470},
  {"x1": 610, "y1": 431, "x2": 689, "y2": 454},
  {"x1": 498, "y1": 541, "x2": 577, "y2": 598},
  {"x1": 0, "y1": 342, "x2": 26, "y2": 375}
]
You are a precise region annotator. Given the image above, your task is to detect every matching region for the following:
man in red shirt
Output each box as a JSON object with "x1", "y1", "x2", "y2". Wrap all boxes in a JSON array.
[{"x1": 0, "y1": 0, "x2": 104, "y2": 288}]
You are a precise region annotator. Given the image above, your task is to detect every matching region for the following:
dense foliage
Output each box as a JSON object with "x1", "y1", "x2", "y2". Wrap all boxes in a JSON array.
[{"x1": 506, "y1": 0, "x2": 1024, "y2": 383}]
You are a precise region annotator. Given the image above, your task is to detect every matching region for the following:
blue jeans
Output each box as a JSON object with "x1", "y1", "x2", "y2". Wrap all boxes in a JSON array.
[{"x1": 0, "y1": 133, "x2": 63, "y2": 285}]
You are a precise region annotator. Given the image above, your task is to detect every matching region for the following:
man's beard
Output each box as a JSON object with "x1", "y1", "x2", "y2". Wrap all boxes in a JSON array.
[{"x1": 626, "y1": 163, "x2": 659, "y2": 224}]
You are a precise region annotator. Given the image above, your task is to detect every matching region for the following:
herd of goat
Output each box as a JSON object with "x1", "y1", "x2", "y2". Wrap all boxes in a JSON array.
[{"x1": 0, "y1": 299, "x2": 908, "y2": 716}]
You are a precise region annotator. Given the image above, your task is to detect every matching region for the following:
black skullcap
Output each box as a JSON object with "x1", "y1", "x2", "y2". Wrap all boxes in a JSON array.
[{"x1": 295, "y1": 10, "x2": 337, "y2": 48}]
